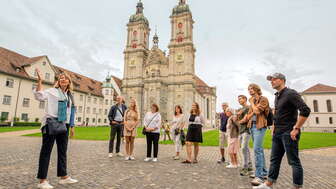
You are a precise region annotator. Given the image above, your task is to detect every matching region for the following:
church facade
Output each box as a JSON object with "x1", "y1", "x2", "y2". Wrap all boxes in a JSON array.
[{"x1": 122, "y1": 0, "x2": 217, "y2": 127}]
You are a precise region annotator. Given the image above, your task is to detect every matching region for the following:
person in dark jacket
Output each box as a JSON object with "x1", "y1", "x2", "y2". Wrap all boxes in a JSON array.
[
  {"x1": 108, "y1": 96, "x2": 127, "y2": 158},
  {"x1": 253, "y1": 73, "x2": 311, "y2": 189}
]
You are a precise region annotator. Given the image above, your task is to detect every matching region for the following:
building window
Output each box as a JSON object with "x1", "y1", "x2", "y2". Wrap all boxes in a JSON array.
[
  {"x1": 39, "y1": 101, "x2": 45, "y2": 109},
  {"x1": 327, "y1": 100, "x2": 333, "y2": 113},
  {"x1": 45, "y1": 73, "x2": 50, "y2": 81},
  {"x1": 98, "y1": 118, "x2": 101, "y2": 123},
  {"x1": 110, "y1": 99, "x2": 113, "y2": 105},
  {"x1": 315, "y1": 117, "x2": 319, "y2": 124},
  {"x1": 78, "y1": 106, "x2": 83, "y2": 113},
  {"x1": 87, "y1": 107, "x2": 90, "y2": 114},
  {"x1": 313, "y1": 100, "x2": 319, "y2": 112},
  {"x1": 92, "y1": 118, "x2": 96, "y2": 123},
  {"x1": 1, "y1": 112, "x2": 9, "y2": 121},
  {"x1": 80, "y1": 95, "x2": 84, "y2": 101},
  {"x1": 105, "y1": 89, "x2": 109, "y2": 95},
  {"x1": 105, "y1": 99, "x2": 108, "y2": 105},
  {"x1": 21, "y1": 113, "x2": 28, "y2": 122},
  {"x1": 32, "y1": 84, "x2": 38, "y2": 90},
  {"x1": 94, "y1": 98, "x2": 97, "y2": 104},
  {"x1": 100, "y1": 99, "x2": 103, "y2": 105},
  {"x1": 86, "y1": 117, "x2": 89, "y2": 123},
  {"x1": 206, "y1": 98, "x2": 210, "y2": 119},
  {"x1": 104, "y1": 109, "x2": 108, "y2": 115},
  {"x1": 5, "y1": 78, "x2": 14, "y2": 88},
  {"x1": 22, "y1": 98, "x2": 30, "y2": 107},
  {"x1": 77, "y1": 117, "x2": 82, "y2": 122},
  {"x1": 329, "y1": 117, "x2": 333, "y2": 124},
  {"x1": 88, "y1": 97, "x2": 91, "y2": 103},
  {"x1": 3, "y1": 95, "x2": 12, "y2": 105},
  {"x1": 43, "y1": 61, "x2": 46, "y2": 66},
  {"x1": 93, "y1": 108, "x2": 96, "y2": 114}
]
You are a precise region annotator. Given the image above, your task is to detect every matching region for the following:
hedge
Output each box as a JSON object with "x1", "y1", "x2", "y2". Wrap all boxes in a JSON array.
[{"x1": 13, "y1": 122, "x2": 41, "y2": 127}]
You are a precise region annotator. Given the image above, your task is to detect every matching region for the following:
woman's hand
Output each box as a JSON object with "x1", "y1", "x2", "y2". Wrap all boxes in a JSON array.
[
  {"x1": 70, "y1": 127, "x2": 75, "y2": 138},
  {"x1": 35, "y1": 68, "x2": 42, "y2": 81}
]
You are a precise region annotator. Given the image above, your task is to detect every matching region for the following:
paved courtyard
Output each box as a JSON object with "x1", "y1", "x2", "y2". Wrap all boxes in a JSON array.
[{"x1": 0, "y1": 131, "x2": 335, "y2": 189}]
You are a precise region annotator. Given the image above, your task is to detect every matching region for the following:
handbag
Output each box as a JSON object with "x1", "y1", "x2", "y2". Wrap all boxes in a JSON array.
[
  {"x1": 143, "y1": 113, "x2": 159, "y2": 135},
  {"x1": 46, "y1": 117, "x2": 67, "y2": 135},
  {"x1": 180, "y1": 130, "x2": 186, "y2": 146}
]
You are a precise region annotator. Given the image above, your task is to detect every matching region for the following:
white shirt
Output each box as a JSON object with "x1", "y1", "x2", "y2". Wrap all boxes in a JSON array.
[
  {"x1": 143, "y1": 112, "x2": 161, "y2": 133},
  {"x1": 171, "y1": 114, "x2": 186, "y2": 131},
  {"x1": 188, "y1": 114, "x2": 205, "y2": 125},
  {"x1": 33, "y1": 88, "x2": 72, "y2": 128}
]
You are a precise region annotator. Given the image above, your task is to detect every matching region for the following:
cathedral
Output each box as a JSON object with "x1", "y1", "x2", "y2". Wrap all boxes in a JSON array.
[{"x1": 122, "y1": 0, "x2": 217, "y2": 127}]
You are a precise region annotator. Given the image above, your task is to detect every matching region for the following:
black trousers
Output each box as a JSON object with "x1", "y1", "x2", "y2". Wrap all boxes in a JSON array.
[
  {"x1": 146, "y1": 133, "x2": 160, "y2": 158},
  {"x1": 109, "y1": 124, "x2": 123, "y2": 153},
  {"x1": 37, "y1": 125, "x2": 69, "y2": 179}
]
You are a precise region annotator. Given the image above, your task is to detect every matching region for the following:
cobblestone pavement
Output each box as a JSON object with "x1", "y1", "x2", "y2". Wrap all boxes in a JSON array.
[{"x1": 0, "y1": 134, "x2": 335, "y2": 189}]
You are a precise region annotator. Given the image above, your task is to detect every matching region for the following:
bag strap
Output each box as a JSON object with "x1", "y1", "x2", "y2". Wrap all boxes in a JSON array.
[
  {"x1": 145, "y1": 113, "x2": 159, "y2": 128},
  {"x1": 116, "y1": 105, "x2": 124, "y2": 117}
]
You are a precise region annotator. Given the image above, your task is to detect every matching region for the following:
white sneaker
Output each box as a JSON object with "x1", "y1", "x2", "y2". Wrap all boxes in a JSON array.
[
  {"x1": 116, "y1": 152, "x2": 124, "y2": 157},
  {"x1": 253, "y1": 183, "x2": 272, "y2": 189},
  {"x1": 125, "y1": 156, "x2": 130, "y2": 161},
  {"x1": 108, "y1": 153, "x2": 113, "y2": 158},
  {"x1": 226, "y1": 164, "x2": 238, "y2": 168},
  {"x1": 144, "y1": 157, "x2": 152, "y2": 162},
  {"x1": 251, "y1": 177, "x2": 265, "y2": 186},
  {"x1": 130, "y1": 156, "x2": 135, "y2": 160},
  {"x1": 59, "y1": 177, "x2": 78, "y2": 185},
  {"x1": 37, "y1": 181, "x2": 54, "y2": 189},
  {"x1": 152, "y1": 158, "x2": 158, "y2": 162}
]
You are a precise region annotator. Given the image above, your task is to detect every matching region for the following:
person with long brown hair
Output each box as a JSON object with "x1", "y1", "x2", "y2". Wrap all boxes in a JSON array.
[
  {"x1": 182, "y1": 102, "x2": 205, "y2": 164},
  {"x1": 34, "y1": 68, "x2": 78, "y2": 189},
  {"x1": 123, "y1": 99, "x2": 139, "y2": 160},
  {"x1": 171, "y1": 105, "x2": 186, "y2": 160}
]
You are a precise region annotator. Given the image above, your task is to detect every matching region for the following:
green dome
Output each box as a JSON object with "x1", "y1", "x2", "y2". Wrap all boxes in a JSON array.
[
  {"x1": 172, "y1": 4, "x2": 190, "y2": 15},
  {"x1": 129, "y1": 13, "x2": 149, "y2": 25}
]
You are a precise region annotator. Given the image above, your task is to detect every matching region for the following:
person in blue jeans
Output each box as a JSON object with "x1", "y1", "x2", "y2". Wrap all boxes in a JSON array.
[
  {"x1": 253, "y1": 73, "x2": 310, "y2": 189},
  {"x1": 242, "y1": 83, "x2": 270, "y2": 186}
]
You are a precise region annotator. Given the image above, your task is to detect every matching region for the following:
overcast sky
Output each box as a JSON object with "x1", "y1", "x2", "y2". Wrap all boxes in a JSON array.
[{"x1": 1, "y1": 0, "x2": 335, "y2": 111}]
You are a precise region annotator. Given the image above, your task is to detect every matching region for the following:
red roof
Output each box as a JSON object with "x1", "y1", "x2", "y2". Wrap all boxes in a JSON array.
[
  {"x1": 302, "y1": 84, "x2": 336, "y2": 94},
  {"x1": 194, "y1": 75, "x2": 216, "y2": 96}
]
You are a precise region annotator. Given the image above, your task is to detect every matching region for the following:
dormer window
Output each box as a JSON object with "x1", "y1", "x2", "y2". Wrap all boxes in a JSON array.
[{"x1": 43, "y1": 61, "x2": 46, "y2": 66}]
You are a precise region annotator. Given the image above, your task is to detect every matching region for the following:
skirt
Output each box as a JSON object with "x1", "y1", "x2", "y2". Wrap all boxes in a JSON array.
[
  {"x1": 228, "y1": 137, "x2": 239, "y2": 154},
  {"x1": 186, "y1": 124, "x2": 203, "y2": 143}
]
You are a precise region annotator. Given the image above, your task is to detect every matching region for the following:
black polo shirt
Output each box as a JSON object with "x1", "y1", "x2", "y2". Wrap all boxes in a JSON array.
[{"x1": 274, "y1": 87, "x2": 311, "y2": 133}]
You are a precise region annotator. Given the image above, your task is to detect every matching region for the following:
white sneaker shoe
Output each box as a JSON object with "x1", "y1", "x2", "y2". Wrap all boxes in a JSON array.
[
  {"x1": 130, "y1": 156, "x2": 135, "y2": 160},
  {"x1": 125, "y1": 156, "x2": 130, "y2": 161},
  {"x1": 251, "y1": 177, "x2": 265, "y2": 186},
  {"x1": 144, "y1": 157, "x2": 152, "y2": 162},
  {"x1": 37, "y1": 181, "x2": 54, "y2": 189},
  {"x1": 59, "y1": 177, "x2": 78, "y2": 185},
  {"x1": 152, "y1": 158, "x2": 158, "y2": 162},
  {"x1": 253, "y1": 183, "x2": 272, "y2": 189},
  {"x1": 116, "y1": 152, "x2": 124, "y2": 157},
  {"x1": 108, "y1": 153, "x2": 113, "y2": 158},
  {"x1": 226, "y1": 164, "x2": 238, "y2": 168}
]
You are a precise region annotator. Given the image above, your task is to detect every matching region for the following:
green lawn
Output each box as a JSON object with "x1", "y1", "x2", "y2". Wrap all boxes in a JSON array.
[
  {"x1": 161, "y1": 130, "x2": 336, "y2": 150},
  {"x1": 0, "y1": 127, "x2": 39, "y2": 133},
  {"x1": 25, "y1": 126, "x2": 146, "y2": 140},
  {"x1": 24, "y1": 127, "x2": 336, "y2": 150}
]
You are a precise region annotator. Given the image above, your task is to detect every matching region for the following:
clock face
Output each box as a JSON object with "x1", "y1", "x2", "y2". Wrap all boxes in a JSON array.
[{"x1": 176, "y1": 54, "x2": 184, "y2": 62}]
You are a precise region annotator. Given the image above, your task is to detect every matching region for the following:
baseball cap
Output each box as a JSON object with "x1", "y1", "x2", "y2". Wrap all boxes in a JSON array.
[{"x1": 267, "y1": 73, "x2": 286, "y2": 81}]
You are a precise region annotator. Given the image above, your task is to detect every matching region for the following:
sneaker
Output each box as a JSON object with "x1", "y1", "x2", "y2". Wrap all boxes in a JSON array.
[
  {"x1": 59, "y1": 177, "x2": 78, "y2": 185},
  {"x1": 217, "y1": 157, "x2": 225, "y2": 164},
  {"x1": 116, "y1": 152, "x2": 124, "y2": 157},
  {"x1": 37, "y1": 181, "x2": 54, "y2": 189},
  {"x1": 251, "y1": 177, "x2": 265, "y2": 186},
  {"x1": 125, "y1": 156, "x2": 130, "y2": 161},
  {"x1": 240, "y1": 168, "x2": 249, "y2": 176},
  {"x1": 152, "y1": 158, "x2": 158, "y2": 162},
  {"x1": 253, "y1": 183, "x2": 272, "y2": 189},
  {"x1": 173, "y1": 156, "x2": 180, "y2": 160},
  {"x1": 108, "y1": 153, "x2": 113, "y2": 158},
  {"x1": 130, "y1": 156, "x2": 135, "y2": 160},
  {"x1": 226, "y1": 164, "x2": 238, "y2": 168},
  {"x1": 144, "y1": 157, "x2": 152, "y2": 162}
]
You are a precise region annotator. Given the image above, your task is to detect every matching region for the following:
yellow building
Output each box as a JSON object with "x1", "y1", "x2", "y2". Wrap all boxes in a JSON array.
[
  {"x1": 122, "y1": 0, "x2": 217, "y2": 127},
  {"x1": 0, "y1": 47, "x2": 121, "y2": 126}
]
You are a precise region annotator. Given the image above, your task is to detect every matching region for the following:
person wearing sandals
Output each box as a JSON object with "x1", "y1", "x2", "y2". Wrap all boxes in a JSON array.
[
  {"x1": 143, "y1": 104, "x2": 162, "y2": 162},
  {"x1": 123, "y1": 99, "x2": 140, "y2": 161},
  {"x1": 171, "y1": 105, "x2": 187, "y2": 160},
  {"x1": 225, "y1": 108, "x2": 240, "y2": 168},
  {"x1": 34, "y1": 69, "x2": 78, "y2": 189},
  {"x1": 182, "y1": 102, "x2": 205, "y2": 164}
]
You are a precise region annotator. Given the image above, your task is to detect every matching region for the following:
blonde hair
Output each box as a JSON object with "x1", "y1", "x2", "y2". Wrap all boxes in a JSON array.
[
  {"x1": 248, "y1": 83, "x2": 262, "y2": 95},
  {"x1": 190, "y1": 102, "x2": 201, "y2": 116},
  {"x1": 54, "y1": 72, "x2": 73, "y2": 92}
]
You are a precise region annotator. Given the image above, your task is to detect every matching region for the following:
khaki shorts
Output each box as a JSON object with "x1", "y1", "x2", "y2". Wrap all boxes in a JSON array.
[{"x1": 219, "y1": 131, "x2": 228, "y2": 149}]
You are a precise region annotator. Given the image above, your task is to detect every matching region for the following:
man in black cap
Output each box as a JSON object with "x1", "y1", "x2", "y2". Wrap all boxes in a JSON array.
[{"x1": 253, "y1": 73, "x2": 311, "y2": 189}]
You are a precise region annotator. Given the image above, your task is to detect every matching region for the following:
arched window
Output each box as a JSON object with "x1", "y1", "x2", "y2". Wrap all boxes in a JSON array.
[
  {"x1": 206, "y1": 98, "x2": 210, "y2": 119},
  {"x1": 313, "y1": 100, "x2": 319, "y2": 112},
  {"x1": 327, "y1": 100, "x2": 333, "y2": 112}
]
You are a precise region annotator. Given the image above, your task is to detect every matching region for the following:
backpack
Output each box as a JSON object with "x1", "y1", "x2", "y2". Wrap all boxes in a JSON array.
[{"x1": 265, "y1": 107, "x2": 274, "y2": 126}]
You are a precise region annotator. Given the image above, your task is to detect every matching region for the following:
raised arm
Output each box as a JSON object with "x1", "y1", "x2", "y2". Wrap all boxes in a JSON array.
[{"x1": 33, "y1": 68, "x2": 48, "y2": 101}]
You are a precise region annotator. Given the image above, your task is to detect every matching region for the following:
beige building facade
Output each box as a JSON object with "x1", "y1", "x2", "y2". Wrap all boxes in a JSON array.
[
  {"x1": 122, "y1": 0, "x2": 217, "y2": 127},
  {"x1": 0, "y1": 47, "x2": 121, "y2": 126},
  {"x1": 301, "y1": 84, "x2": 336, "y2": 132}
]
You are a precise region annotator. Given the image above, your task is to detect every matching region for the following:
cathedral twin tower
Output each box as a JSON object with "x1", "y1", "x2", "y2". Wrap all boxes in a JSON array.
[{"x1": 121, "y1": 0, "x2": 216, "y2": 126}]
